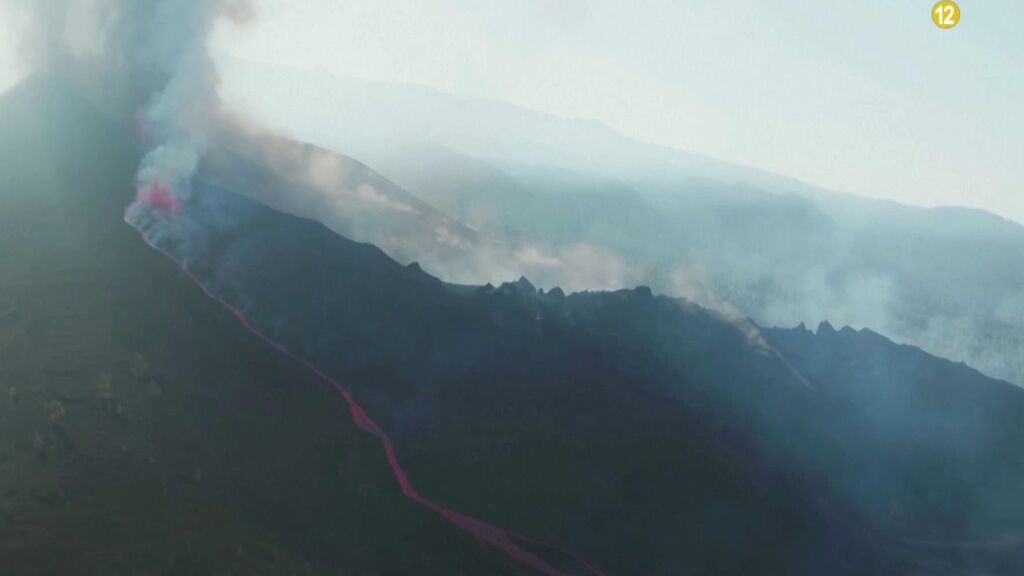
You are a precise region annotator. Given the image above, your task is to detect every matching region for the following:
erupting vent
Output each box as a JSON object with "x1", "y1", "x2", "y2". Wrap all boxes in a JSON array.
[{"x1": 137, "y1": 183, "x2": 181, "y2": 215}]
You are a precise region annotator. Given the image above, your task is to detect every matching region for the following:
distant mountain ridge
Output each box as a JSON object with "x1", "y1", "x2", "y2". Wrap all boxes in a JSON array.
[
  {"x1": 214, "y1": 52, "x2": 1024, "y2": 231},
  {"x1": 216, "y1": 55, "x2": 1024, "y2": 386}
]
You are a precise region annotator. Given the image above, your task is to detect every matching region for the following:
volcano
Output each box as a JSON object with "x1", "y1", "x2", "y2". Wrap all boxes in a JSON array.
[
  {"x1": 0, "y1": 77, "x2": 538, "y2": 575},
  {"x1": 3, "y1": 76, "x2": 1024, "y2": 576}
]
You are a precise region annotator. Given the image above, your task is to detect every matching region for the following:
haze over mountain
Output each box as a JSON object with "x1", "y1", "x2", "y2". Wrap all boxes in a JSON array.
[
  {"x1": 3, "y1": 2, "x2": 1023, "y2": 574},
  {"x1": 6, "y1": 58, "x2": 1024, "y2": 575},
  {"x1": 216, "y1": 55, "x2": 1024, "y2": 387}
]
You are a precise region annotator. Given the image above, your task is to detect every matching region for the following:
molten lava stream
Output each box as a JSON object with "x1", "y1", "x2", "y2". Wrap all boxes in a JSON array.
[{"x1": 125, "y1": 214, "x2": 606, "y2": 576}]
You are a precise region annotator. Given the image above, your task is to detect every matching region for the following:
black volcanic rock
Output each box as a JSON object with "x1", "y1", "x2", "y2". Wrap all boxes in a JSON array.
[
  {"x1": 764, "y1": 323, "x2": 1024, "y2": 541},
  {"x1": 542, "y1": 286, "x2": 568, "y2": 305}
]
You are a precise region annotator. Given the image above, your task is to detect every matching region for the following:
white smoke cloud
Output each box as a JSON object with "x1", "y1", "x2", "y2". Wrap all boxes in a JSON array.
[{"x1": 2, "y1": 0, "x2": 253, "y2": 228}]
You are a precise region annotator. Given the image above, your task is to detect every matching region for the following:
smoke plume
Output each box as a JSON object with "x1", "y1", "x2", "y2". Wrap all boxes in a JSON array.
[{"x1": 3, "y1": 0, "x2": 253, "y2": 226}]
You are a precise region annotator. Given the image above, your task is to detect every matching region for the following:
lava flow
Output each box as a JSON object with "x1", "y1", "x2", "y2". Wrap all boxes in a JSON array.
[{"x1": 124, "y1": 209, "x2": 606, "y2": 576}]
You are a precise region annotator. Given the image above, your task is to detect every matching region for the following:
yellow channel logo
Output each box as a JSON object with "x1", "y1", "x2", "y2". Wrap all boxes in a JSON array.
[{"x1": 932, "y1": 1, "x2": 961, "y2": 30}]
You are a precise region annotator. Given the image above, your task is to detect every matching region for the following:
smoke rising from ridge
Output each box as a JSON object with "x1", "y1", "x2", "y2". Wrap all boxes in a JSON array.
[{"x1": 3, "y1": 0, "x2": 253, "y2": 225}]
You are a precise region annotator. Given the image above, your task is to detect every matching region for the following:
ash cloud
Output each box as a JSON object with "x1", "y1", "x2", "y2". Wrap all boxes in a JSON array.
[
  {"x1": 3, "y1": 0, "x2": 253, "y2": 231},
  {"x1": 6, "y1": 0, "x2": 251, "y2": 112}
]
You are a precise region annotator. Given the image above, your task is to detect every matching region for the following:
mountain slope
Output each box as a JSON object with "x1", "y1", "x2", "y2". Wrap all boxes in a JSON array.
[
  {"x1": 200, "y1": 122, "x2": 483, "y2": 270},
  {"x1": 130, "y1": 117, "x2": 1024, "y2": 575},
  {"x1": 0, "y1": 76, "x2": 532, "y2": 575}
]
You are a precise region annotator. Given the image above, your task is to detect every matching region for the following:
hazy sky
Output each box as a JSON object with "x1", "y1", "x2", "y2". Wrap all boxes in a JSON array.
[
  {"x1": 0, "y1": 8, "x2": 22, "y2": 92},
  {"x1": 2, "y1": 1, "x2": 1021, "y2": 223}
]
